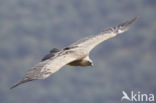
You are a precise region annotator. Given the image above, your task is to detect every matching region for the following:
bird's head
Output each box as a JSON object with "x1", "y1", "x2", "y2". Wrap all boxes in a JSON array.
[{"x1": 87, "y1": 60, "x2": 94, "y2": 67}]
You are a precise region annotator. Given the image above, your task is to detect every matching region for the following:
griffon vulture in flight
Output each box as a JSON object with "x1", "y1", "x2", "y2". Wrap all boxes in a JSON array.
[{"x1": 10, "y1": 17, "x2": 137, "y2": 89}]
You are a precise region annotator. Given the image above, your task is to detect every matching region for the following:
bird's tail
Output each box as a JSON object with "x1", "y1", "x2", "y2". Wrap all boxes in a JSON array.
[{"x1": 10, "y1": 77, "x2": 33, "y2": 89}]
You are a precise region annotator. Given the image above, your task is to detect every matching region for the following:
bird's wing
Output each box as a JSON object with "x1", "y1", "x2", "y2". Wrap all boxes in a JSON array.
[
  {"x1": 69, "y1": 17, "x2": 137, "y2": 54},
  {"x1": 27, "y1": 51, "x2": 78, "y2": 79},
  {"x1": 10, "y1": 50, "x2": 78, "y2": 89}
]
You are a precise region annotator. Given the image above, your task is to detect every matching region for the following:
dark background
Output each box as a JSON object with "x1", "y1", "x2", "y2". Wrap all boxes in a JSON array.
[{"x1": 0, "y1": 0, "x2": 156, "y2": 103}]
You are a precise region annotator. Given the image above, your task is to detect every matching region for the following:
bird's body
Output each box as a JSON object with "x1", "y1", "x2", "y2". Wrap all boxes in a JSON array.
[
  {"x1": 68, "y1": 56, "x2": 93, "y2": 66},
  {"x1": 10, "y1": 17, "x2": 137, "y2": 89}
]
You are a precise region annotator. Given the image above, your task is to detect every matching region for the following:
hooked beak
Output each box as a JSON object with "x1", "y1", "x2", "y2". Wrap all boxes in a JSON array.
[{"x1": 91, "y1": 62, "x2": 94, "y2": 67}]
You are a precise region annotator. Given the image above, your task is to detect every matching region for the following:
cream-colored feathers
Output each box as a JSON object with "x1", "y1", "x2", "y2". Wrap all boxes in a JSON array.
[{"x1": 10, "y1": 17, "x2": 137, "y2": 89}]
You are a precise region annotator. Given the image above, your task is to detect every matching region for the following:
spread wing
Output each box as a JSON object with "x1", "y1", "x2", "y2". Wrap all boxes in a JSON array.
[
  {"x1": 10, "y1": 50, "x2": 77, "y2": 89},
  {"x1": 10, "y1": 17, "x2": 137, "y2": 89},
  {"x1": 68, "y1": 17, "x2": 137, "y2": 54}
]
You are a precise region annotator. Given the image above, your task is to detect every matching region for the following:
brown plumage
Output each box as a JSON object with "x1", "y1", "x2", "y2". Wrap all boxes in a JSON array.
[{"x1": 10, "y1": 17, "x2": 137, "y2": 89}]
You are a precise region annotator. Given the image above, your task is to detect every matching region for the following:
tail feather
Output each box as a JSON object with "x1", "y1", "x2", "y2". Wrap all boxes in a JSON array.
[{"x1": 10, "y1": 77, "x2": 33, "y2": 89}]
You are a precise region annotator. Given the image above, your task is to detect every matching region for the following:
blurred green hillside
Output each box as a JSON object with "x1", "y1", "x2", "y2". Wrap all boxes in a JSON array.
[{"x1": 0, "y1": 0, "x2": 156, "y2": 103}]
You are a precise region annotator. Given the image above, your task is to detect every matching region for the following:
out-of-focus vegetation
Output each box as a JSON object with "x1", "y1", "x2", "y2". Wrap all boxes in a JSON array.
[{"x1": 0, "y1": 0, "x2": 155, "y2": 103}]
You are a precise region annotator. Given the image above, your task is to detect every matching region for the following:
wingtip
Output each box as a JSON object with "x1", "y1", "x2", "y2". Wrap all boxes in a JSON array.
[
  {"x1": 10, "y1": 83, "x2": 20, "y2": 89},
  {"x1": 128, "y1": 16, "x2": 138, "y2": 25},
  {"x1": 10, "y1": 81, "x2": 23, "y2": 89},
  {"x1": 115, "y1": 16, "x2": 138, "y2": 34},
  {"x1": 10, "y1": 78, "x2": 33, "y2": 89},
  {"x1": 121, "y1": 16, "x2": 138, "y2": 27}
]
